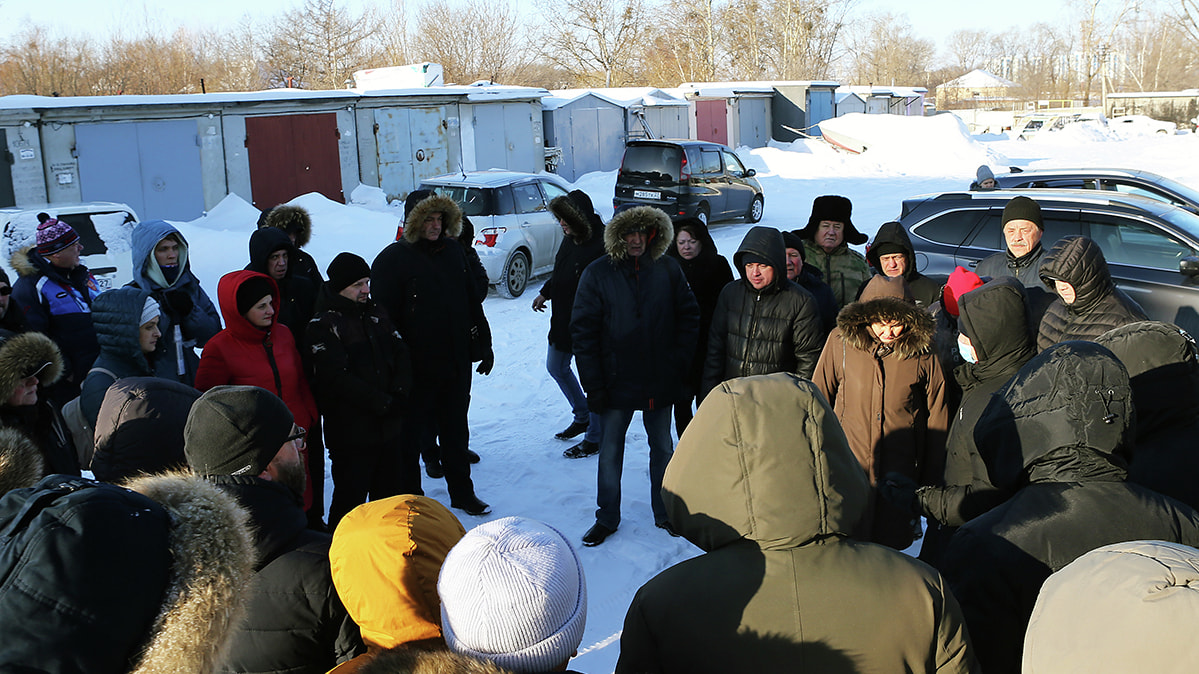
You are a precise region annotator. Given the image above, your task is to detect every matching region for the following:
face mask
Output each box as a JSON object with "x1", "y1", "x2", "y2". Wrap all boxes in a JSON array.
[{"x1": 959, "y1": 341, "x2": 977, "y2": 364}]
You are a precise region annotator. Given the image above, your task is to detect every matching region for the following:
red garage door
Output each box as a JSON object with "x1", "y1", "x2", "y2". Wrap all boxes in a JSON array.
[
  {"x1": 245, "y1": 113, "x2": 343, "y2": 209},
  {"x1": 696, "y1": 100, "x2": 728, "y2": 145}
]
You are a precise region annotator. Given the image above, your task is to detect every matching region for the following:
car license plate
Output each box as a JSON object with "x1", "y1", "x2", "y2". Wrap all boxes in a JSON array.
[
  {"x1": 633, "y1": 190, "x2": 660, "y2": 200},
  {"x1": 96, "y1": 277, "x2": 112, "y2": 291}
]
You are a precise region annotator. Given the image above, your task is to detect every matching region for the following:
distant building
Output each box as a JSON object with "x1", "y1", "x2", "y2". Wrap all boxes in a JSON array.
[
  {"x1": 935, "y1": 69, "x2": 1019, "y2": 110},
  {"x1": 1107, "y1": 90, "x2": 1199, "y2": 130}
]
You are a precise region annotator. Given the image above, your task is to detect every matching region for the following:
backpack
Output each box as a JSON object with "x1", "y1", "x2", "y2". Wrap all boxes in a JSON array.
[
  {"x1": 60, "y1": 366, "x2": 117, "y2": 469},
  {"x1": 0, "y1": 475, "x2": 172, "y2": 671}
]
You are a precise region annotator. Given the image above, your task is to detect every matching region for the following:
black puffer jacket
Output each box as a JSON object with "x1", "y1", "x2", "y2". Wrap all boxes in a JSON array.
[
  {"x1": 1097, "y1": 321, "x2": 1199, "y2": 511},
  {"x1": 918, "y1": 277, "x2": 1035, "y2": 527},
  {"x1": 571, "y1": 206, "x2": 700, "y2": 411},
  {"x1": 794, "y1": 265, "x2": 837, "y2": 337},
  {"x1": 262, "y1": 204, "x2": 325, "y2": 285},
  {"x1": 1036, "y1": 235, "x2": 1147, "y2": 351},
  {"x1": 91, "y1": 377, "x2": 198, "y2": 483},
  {"x1": 246, "y1": 227, "x2": 317, "y2": 351},
  {"x1": 667, "y1": 220, "x2": 733, "y2": 393},
  {"x1": 865, "y1": 221, "x2": 942, "y2": 310},
  {"x1": 540, "y1": 191, "x2": 606, "y2": 352},
  {"x1": 702, "y1": 226, "x2": 823, "y2": 395},
  {"x1": 307, "y1": 285, "x2": 411, "y2": 447},
  {"x1": 210, "y1": 475, "x2": 362, "y2": 674},
  {"x1": 940, "y1": 341, "x2": 1199, "y2": 674},
  {"x1": 79, "y1": 287, "x2": 157, "y2": 429}
]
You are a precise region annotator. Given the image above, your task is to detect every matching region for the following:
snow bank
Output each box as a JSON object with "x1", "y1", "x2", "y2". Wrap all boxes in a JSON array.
[{"x1": 816, "y1": 113, "x2": 1006, "y2": 176}]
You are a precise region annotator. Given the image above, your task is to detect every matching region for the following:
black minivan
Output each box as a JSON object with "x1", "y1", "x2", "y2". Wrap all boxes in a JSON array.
[{"x1": 613, "y1": 139, "x2": 764, "y2": 226}]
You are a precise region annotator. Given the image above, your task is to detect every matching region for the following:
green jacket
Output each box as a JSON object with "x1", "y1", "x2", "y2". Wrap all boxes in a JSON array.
[
  {"x1": 616, "y1": 373, "x2": 979, "y2": 674},
  {"x1": 803, "y1": 239, "x2": 871, "y2": 309}
]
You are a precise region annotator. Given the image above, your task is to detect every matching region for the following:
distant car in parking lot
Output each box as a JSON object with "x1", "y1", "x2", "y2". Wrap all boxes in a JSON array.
[
  {"x1": 993, "y1": 168, "x2": 1199, "y2": 214},
  {"x1": 0, "y1": 202, "x2": 139, "y2": 291},
  {"x1": 419, "y1": 170, "x2": 572, "y2": 298},
  {"x1": 899, "y1": 188, "x2": 1199, "y2": 336},
  {"x1": 613, "y1": 139, "x2": 764, "y2": 226},
  {"x1": 1111, "y1": 114, "x2": 1177, "y2": 135}
]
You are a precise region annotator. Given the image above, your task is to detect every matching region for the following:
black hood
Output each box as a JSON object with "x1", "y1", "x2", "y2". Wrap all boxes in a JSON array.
[
  {"x1": 957, "y1": 276, "x2": 1035, "y2": 381},
  {"x1": 865, "y1": 221, "x2": 917, "y2": 281},
  {"x1": 1096, "y1": 321, "x2": 1199, "y2": 444},
  {"x1": 246, "y1": 227, "x2": 295, "y2": 279},
  {"x1": 1039, "y1": 235, "x2": 1115, "y2": 312},
  {"x1": 732, "y1": 226, "x2": 787, "y2": 292}
]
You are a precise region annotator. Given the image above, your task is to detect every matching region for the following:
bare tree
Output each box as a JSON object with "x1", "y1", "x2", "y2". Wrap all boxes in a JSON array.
[
  {"x1": 766, "y1": 0, "x2": 852, "y2": 80},
  {"x1": 1072, "y1": 0, "x2": 1139, "y2": 104},
  {"x1": 848, "y1": 12, "x2": 935, "y2": 86},
  {"x1": 944, "y1": 29, "x2": 997, "y2": 73},
  {"x1": 646, "y1": 0, "x2": 721, "y2": 83},
  {"x1": 376, "y1": 0, "x2": 413, "y2": 68},
  {"x1": 410, "y1": 0, "x2": 534, "y2": 84},
  {"x1": 720, "y1": 0, "x2": 770, "y2": 80},
  {"x1": 535, "y1": 0, "x2": 650, "y2": 87},
  {"x1": 262, "y1": 0, "x2": 381, "y2": 89},
  {"x1": 1, "y1": 24, "x2": 97, "y2": 96}
]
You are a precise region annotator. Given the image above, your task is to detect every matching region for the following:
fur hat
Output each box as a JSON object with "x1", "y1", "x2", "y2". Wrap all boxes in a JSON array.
[
  {"x1": 183, "y1": 385, "x2": 294, "y2": 477},
  {"x1": 326, "y1": 252, "x2": 371, "y2": 293},
  {"x1": 1002, "y1": 196, "x2": 1043, "y2": 230},
  {"x1": 0, "y1": 330, "x2": 64, "y2": 401},
  {"x1": 439, "y1": 516, "x2": 586, "y2": 673},
  {"x1": 35, "y1": 213, "x2": 80, "y2": 256},
  {"x1": 403, "y1": 193, "x2": 463, "y2": 244},
  {"x1": 262, "y1": 205, "x2": 313, "y2": 248},
  {"x1": 797, "y1": 196, "x2": 867, "y2": 246}
]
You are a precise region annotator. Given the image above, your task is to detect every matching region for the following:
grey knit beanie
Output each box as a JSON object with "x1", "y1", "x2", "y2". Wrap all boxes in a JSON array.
[
  {"x1": 439, "y1": 516, "x2": 587, "y2": 673},
  {"x1": 183, "y1": 385, "x2": 294, "y2": 477}
]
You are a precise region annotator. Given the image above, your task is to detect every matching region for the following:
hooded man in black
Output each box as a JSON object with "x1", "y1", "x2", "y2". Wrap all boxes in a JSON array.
[
  {"x1": 939, "y1": 341, "x2": 1199, "y2": 673},
  {"x1": 702, "y1": 226, "x2": 823, "y2": 396},
  {"x1": 865, "y1": 221, "x2": 942, "y2": 310},
  {"x1": 246, "y1": 226, "x2": 317, "y2": 351}
]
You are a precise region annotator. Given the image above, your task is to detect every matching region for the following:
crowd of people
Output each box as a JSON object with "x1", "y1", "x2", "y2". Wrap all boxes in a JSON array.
[{"x1": 2, "y1": 185, "x2": 1199, "y2": 673}]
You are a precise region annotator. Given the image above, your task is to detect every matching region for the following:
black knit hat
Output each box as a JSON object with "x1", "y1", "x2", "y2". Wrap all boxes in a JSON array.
[
  {"x1": 326, "y1": 252, "x2": 370, "y2": 293},
  {"x1": 871, "y1": 242, "x2": 906, "y2": 258},
  {"x1": 782, "y1": 231, "x2": 805, "y2": 261},
  {"x1": 183, "y1": 385, "x2": 294, "y2": 477},
  {"x1": 796, "y1": 195, "x2": 867, "y2": 245},
  {"x1": 1002, "y1": 196, "x2": 1044, "y2": 230},
  {"x1": 235, "y1": 276, "x2": 275, "y2": 317},
  {"x1": 740, "y1": 252, "x2": 771, "y2": 268}
]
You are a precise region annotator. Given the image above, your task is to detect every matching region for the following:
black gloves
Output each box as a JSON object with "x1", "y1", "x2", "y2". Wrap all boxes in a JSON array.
[
  {"x1": 162, "y1": 289, "x2": 193, "y2": 318},
  {"x1": 880, "y1": 471, "x2": 921, "y2": 517},
  {"x1": 476, "y1": 348, "x2": 494, "y2": 375},
  {"x1": 587, "y1": 390, "x2": 608, "y2": 415}
]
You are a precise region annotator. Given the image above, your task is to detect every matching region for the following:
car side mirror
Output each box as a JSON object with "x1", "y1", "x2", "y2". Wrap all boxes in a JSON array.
[
  {"x1": 1181, "y1": 256, "x2": 1199, "y2": 277},
  {"x1": 745, "y1": 168, "x2": 756, "y2": 177}
]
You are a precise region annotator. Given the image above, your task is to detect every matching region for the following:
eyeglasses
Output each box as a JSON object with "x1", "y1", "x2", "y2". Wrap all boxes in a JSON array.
[{"x1": 286, "y1": 426, "x2": 307, "y2": 446}]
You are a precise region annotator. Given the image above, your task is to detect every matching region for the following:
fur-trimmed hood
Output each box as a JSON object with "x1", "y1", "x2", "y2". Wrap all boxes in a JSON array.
[
  {"x1": 263, "y1": 204, "x2": 313, "y2": 248},
  {"x1": 402, "y1": 194, "x2": 463, "y2": 244},
  {"x1": 0, "y1": 426, "x2": 44, "y2": 495},
  {"x1": 836, "y1": 276, "x2": 934, "y2": 360},
  {"x1": 603, "y1": 206, "x2": 673, "y2": 262},
  {"x1": 548, "y1": 190, "x2": 600, "y2": 243},
  {"x1": 121, "y1": 472, "x2": 257, "y2": 673},
  {"x1": 10, "y1": 245, "x2": 39, "y2": 279},
  {"x1": 10, "y1": 244, "x2": 87, "y2": 283},
  {"x1": 352, "y1": 646, "x2": 514, "y2": 674},
  {"x1": 0, "y1": 330, "x2": 64, "y2": 399}
]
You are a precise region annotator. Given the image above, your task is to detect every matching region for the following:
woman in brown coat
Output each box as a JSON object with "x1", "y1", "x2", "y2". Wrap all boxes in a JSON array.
[{"x1": 813, "y1": 275, "x2": 950, "y2": 550}]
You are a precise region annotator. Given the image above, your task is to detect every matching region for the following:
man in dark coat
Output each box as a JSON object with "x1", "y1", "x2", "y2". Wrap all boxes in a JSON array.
[
  {"x1": 665, "y1": 217, "x2": 732, "y2": 435},
  {"x1": 1096, "y1": 321, "x2": 1199, "y2": 511},
  {"x1": 184, "y1": 385, "x2": 362, "y2": 674},
  {"x1": 702, "y1": 226, "x2": 823, "y2": 396},
  {"x1": 617, "y1": 374, "x2": 979, "y2": 674},
  {"x1": 974, "y1": 196, "x2": 1051, "y2": 291},
  {"x1": 1036, "y1": 234, "x2": 1147, "y2": 351},
  {"x1": 782, "y1": 230, "x2": 836, "y2": 337},
  {"x1": 246, "y1": 227, "x2": 317, "y2": 347},
  {"x1": 939, "y1": 341, "x2": 1199, "y2": 673},
  {"x1": 308, "y1": 252, "x2": 412, "y2": 529},
  {"x1": 0, "y1": 267, "x2": 27, "y2": 333},
  {"x1": 865, "y1": 221, "x2": 942, "y2": 310},
  {"x1": 571, "y1": 206, "x2": 699, "y2": 546},
  {"x1": 533, "y1": 190, "x2": 606, "y2": 457},
  {"x1": 259, "y1": 204, "x2": 325, "y2": 285},
  {"x1": 371, "y1": 191, "x2": 490, "y2": 516}
]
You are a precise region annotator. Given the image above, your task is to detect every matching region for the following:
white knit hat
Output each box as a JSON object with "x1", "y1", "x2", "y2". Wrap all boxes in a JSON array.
[{"x1": 438, "y1": 516, "x2": 587, "y2": 673}]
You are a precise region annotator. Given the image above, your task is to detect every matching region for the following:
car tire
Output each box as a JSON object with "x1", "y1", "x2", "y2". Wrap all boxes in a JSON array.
[
  {"x1": 746, "y1": 195, "x2": 764, "y2": 223},
  {"x1": 497, "y1": 250, "x2": 530, "y2": 299},
  {"x1": 696, "y1": 205, "x2": 709, "y2": 227}
]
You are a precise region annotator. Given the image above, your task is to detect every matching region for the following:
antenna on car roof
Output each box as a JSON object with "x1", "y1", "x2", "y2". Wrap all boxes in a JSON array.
[{"x1": 459, "y1": 162, "x2": 467, "y2": 181}]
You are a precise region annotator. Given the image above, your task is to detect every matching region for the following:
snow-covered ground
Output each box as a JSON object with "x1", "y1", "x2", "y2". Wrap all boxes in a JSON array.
[{"x1": 170, "y1": 117, "x2": 1199, "y2": 673}]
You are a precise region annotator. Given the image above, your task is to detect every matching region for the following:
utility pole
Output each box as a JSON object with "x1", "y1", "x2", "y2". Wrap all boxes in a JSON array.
[{"x1": 1098, "y1": 44, "x2": 1110, "y2": 115}]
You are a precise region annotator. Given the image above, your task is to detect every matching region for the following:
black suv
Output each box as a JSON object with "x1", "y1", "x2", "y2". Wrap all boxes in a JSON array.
[
  {"x1": 993, "y1": 168, "x2": 1199, "y2": 215},
  {"x1": 900, "y1": 188, "x2": 1199, "y2": 336},
  {"x1": 613, "y1": 139, "x2": 764, "y2": 226}
]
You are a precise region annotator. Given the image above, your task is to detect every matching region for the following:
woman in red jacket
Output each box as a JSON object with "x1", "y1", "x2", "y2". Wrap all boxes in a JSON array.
[{"x1": 196, "y1": 270, "x2": 319, "y2": 510}]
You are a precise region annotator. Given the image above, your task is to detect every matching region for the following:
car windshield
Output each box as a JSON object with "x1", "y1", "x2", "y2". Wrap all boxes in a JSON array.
[
  {"x1": 622, "y1": 145, "x2": 682, "y2": 181},
  {"x1": 425, "y1": 185, "x2": 496, "y2": 217}
]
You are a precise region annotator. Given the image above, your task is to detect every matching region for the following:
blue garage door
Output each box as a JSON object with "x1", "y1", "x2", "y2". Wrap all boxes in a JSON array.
[{"x1": 76, "y1": 120, "x2": 205, "y2": 221}]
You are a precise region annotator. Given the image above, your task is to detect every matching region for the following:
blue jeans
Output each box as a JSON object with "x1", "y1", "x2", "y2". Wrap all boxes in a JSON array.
[
  {"x1": 546, "y1": 344, "x2": 600, "y2": 443},
  {"x1": 595, "y1": 407, "x2": 674, "y2": 529}
]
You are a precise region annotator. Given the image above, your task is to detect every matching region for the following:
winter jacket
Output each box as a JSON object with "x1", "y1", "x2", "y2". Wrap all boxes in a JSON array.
[
  {"x1": 865, "y1": 221, "x2": 943, "y2": 310},
  {"x1": 1024, "y1": 541, "x2": 1199, "y2": 674},
  {"x1": 0, "y1": 471, "x2": 255, "y2": 674},
  {"x1": 79, "y1": 286, "x2": 157, "y2": 429},
  {"x1": 1037, "y1": 235, "x2": 1147, "y2": 351},
  {"x1": 975, "y1": 241, "x2": 1050, "y2": 290},
  {"x1": 262, "y1": 204, "x2": 325, "y2": 285},
  {"x1": 10, "y1": 246, "x2": 101, "y2": 390},
  {"x1": 813, "y1": 276, "x2": 950, "y2": 549},
  {"x1": 128, "y1": 219, "x2": 221, "y2": 385},
  {"x1": 0, "y1": 329, "x2": 78, "y2": 476},
  {"x1": 210, "y1": 474, "x2": 362, "y2": 674},
  {"x1": 307, "y1": 284, "x2": 411, "y2": 448},
  {"x1": 571, "y1": 206, "x2": 700, "y2": 412},
  {"x1": 246, "y1": 227, "x2": 317, "y2": 351},
  {"x1": 665, "y1": 220, "x2": 733, "y2": 392},
  {"x1": 194, "y1": 271, "x2": 318, "y2": 507},
  {"x1": 800, "y1": 238, "x2": 871, "y2": 309},
  {"x1": 702, "y1": 226, "x2": 823, "y2": 395},
  {"x1": 541, "y1": 192, "x2": 607, "y2": 353},
  {"x1": 1096, "y1": 321, "x2": 1199, "y2": 511},
  {"x1": 617, "y1": 373, "x2": 979, "y2": 674},
  {"x1": 794, "y1": 264, "x2": 838, "y2": 337},
  {"x1": 371, "y1": 195, "x2": 476, "y2": 385},
  {"x1": 328, "y1": 494, "x2": 466, "y2": 673},
  {"x1": 939, "y1": 341, "x2": 1199, "y2": 674},
  {"x1": 90, "y1": 377, "x2": 197, "y2": 483},
  {"x1": 918, "y1": 277, "x2": 1035, "y2": 528}
]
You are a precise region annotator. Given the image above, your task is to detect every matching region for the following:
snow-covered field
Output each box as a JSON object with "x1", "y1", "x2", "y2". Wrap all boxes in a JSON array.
[{"x1": 172, "y1": 115, "x2": 1199, "y2": 673}]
